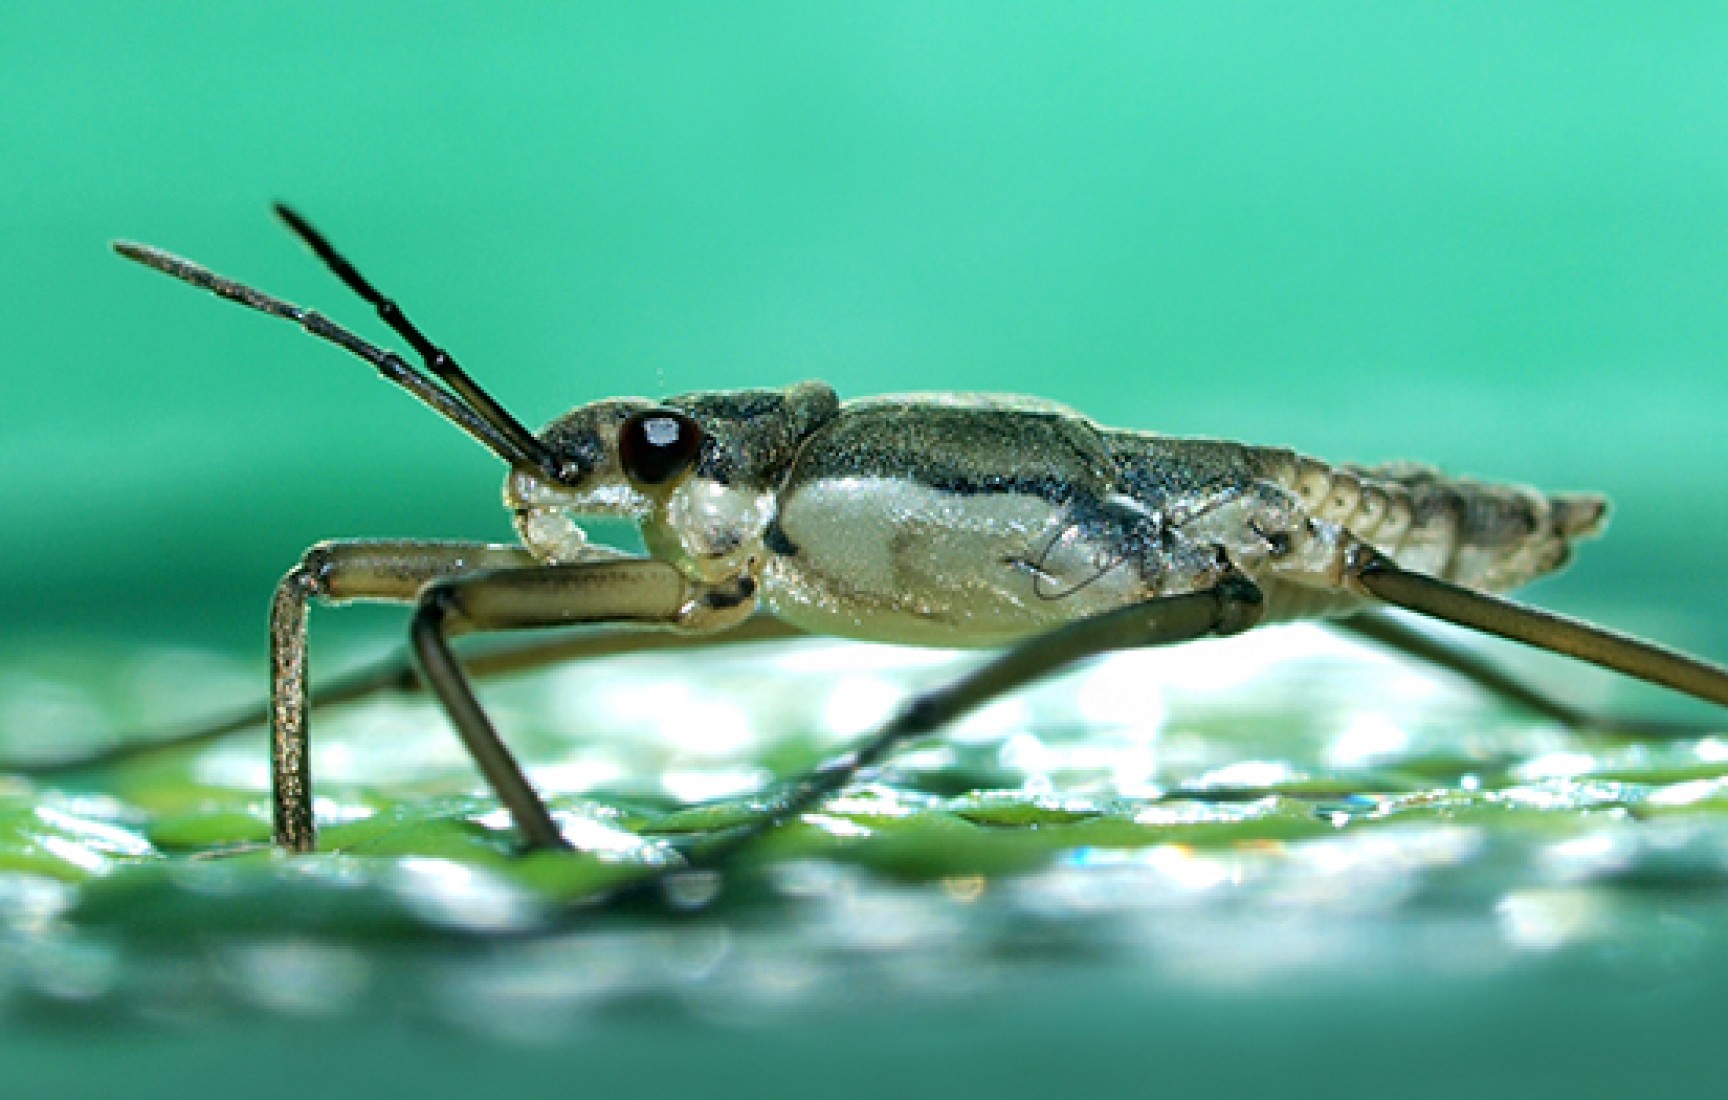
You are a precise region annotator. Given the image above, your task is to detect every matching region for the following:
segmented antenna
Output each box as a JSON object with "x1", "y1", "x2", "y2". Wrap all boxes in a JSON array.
[{"x1": 112, "y1": 209, "x2": 574, "y2": 483}]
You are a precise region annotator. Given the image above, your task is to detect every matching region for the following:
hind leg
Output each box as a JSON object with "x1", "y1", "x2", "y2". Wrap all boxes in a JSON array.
[
  {"x1": 1347, "y1": 549, "x2": 1728, "y2": 722},
  {"x1": 1334, "y1": 611, "x2": 1713, "y2": 737}
]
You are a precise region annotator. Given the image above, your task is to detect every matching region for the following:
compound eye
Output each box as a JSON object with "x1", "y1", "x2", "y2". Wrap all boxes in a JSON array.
[{"x1": 618, "y1": 408, "x2": 704, "y2": 486}]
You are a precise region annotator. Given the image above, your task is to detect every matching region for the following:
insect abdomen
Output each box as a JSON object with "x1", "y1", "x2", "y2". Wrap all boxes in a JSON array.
[{"x1": 1267, "y1": 452, "x2": 1608, "y2": 593}]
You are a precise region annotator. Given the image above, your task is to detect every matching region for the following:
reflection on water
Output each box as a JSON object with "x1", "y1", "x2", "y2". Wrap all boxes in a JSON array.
[{"x1": 2, "y1": 620, "x2": 1727, "y2": 1036}]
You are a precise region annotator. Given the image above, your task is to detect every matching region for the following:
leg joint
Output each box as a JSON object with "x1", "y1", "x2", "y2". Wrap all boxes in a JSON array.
[
  {"x1": 413, "y1": 579, "x2": 464, "y2": 626},
  {"x1": 1343, "y1": 544, "x2": 1395, "y2": 592},
  {"x1": 1212, "y1": 572, "x2": 1266, "y2": 637},
  {"x1": 295, "y1": 540, "x2": 343, "y2": 593}
]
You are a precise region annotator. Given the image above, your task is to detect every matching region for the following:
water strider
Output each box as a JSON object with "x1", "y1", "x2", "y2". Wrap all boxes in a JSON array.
[{"x1": 101, "y1": 206, "x2": 1728, "y2": 869}]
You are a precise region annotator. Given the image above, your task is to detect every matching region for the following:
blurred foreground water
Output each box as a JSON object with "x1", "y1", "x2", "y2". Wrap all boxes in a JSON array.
[{"x1": 4, "y1": 616, "x2": 1728, "y2": 1097}]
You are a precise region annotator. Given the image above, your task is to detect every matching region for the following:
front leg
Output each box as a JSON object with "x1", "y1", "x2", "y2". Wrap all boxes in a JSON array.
[
  {"x1": 409, "y1": 562, "x2": 758, "y2": 850},
  {"x1": 270, "y1": 540, "x2": 545, "y2": 851}
]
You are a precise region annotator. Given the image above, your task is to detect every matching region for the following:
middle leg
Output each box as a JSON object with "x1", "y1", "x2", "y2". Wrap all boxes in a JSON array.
[{"x1": 681, "y1": 575, "x2": 1267, "y2": 870}]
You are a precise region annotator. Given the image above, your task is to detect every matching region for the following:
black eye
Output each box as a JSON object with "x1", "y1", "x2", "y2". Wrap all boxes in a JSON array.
[{"x1": 618, "y1": 409, "x2": 704, "y2": 486}]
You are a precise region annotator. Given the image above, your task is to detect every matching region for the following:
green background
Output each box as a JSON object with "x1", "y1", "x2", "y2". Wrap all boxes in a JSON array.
[{"x1": 5, "y1": 3, "x2": 1728, "y2": 1096}]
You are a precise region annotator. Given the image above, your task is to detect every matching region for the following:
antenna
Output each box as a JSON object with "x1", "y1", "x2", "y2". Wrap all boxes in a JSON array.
[{"x1": 113, "y1": 210, "x2": 575, "y2": 483}]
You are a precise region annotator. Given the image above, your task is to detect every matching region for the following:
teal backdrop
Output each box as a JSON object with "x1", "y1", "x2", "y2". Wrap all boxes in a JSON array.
[
  {"x1": 5, "y1": 3, "x2": 1728, "y2": 1096},
  {"x1": 7, "y1": 3, "x2": 1728, "y2": 650}
]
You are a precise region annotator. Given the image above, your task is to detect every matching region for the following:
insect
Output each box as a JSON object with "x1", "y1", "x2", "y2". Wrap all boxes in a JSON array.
[{"x1": 108, "y1": 206, "x2": 1728, "y2": 867}]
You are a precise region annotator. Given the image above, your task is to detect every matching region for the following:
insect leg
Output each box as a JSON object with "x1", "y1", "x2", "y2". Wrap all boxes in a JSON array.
[
  {"x1": 272, "y1": 540, "x2": 548, "y2": 851},
  {"x1": 1348, "y1": 549, "x2": 1728, "y2": 711},
  {"x1": 408, "y1": 560, "x2": 750, "y2": 851},
  {"x1": 681, "y1": 575, "x2": 1267, "y2": 870},
  {"x1": 1335, "y1": 612, "x2": 1713, "y2": 737}
]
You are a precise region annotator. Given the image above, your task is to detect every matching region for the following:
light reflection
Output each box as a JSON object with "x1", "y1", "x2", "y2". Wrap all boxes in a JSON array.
[
  {"x1": 333, "y1": 703, "x2": 469, "y2": 782},
  {"x1": 950, "y1": 696, "x2": 1030, "y2": 743},
  {"x1": 310, "y1": 798, "x2": 375, "y2": 827},
  {"x1": 34, "y1": 803, "x2": 151, "y2": 855},
  {"x1": 801, "y1": 812, "x2": 873, "y2": 840},
  {"x1": 1075, "y1": 652, "x2": 1169, "y2": 730},
  {"x1": 530, "y1": 754, "x2": 627, "y2": 794},
  {"x1": 392, "y1": 857, "x2": 543, "y2": 933},
  {"x1": 592, "y1": 680, "x2": 758, "y2": 757},
  {"x1": 826, "y1": 789, "x2": 930, "y2": 818},
  {"x1": 1497, "y1": 781, "x2": 1633, "y2": 813},
  {"x1": 941, "y1": 874, "x2": 986, "y2": 902},
  {"x1": 557, "y1": 814, "x2": 664, "y2": 859},
  {"x1": 433, "y1": 935, "x2": 631, "y2": 1040},
  {"x1": 193, "y1": 743, "x2": 271, "y2": 791},
  {"x1": 1648, "y1": 778, "x2": 1725, "y2": 808},
  {"x1": 0, "y1": 872, "x2": 76, "y2": 931},
  {"x1": 36, "y1": 797, "x2": 148, "y2": 839},
  {"x1": 472, "y1": 808, "x2": 670, "y2": 863},
  {"x1": 14, "y1": 620, "x2": 1728, "y2": 1029},
  {"x1": 594, "y1": 676, "x2": 756, "y2": 756},
  {"x1": 0, "y1": 670, "x2": 114, "y2": 764},
  {"x1": 38, "y1": 835, "x2": 111, "y2": 875},
  {"x1": 655, "y1": 924, "x2": 733, "y2": 982},
  {"x1": 666, "y1": 698, "x2": 756, "y2": 758},
  {"x1": 1326, "y1": 713, "x2": 1410, "y2": 768},
  {"x1": 775, "y1": 640, "x2": 968, "y2": 674},
  {"x1": 1496, "y1": 889, "x2": 1605, "y2": 951},
  {"x1": 821, "y1": 674, "x2": 904, "y2": 738},
  {"x1": 222, "y1": 942, "x2": 371, "y2": 1016},
  {"x1": 1147, "y1": 621, "x2": 1412, "y2": 699},
  {"x1": 1189, "y1": 760, "x2": 1298, "y2": 790},
  {"x1": 1696, "y1": 737, "x2": 1728, "y2": 763},
  {"x1": 1518, "y1": 751, "x2": 1597, "y2": 781},
  {"x1": 1109, "y1": 740, "x2": 1161, "y2": 800},
  {"x1": 1540, "y1": 832, "x2": 1635, "y2": 882},
  {"x1": 812, "y1": 886, "x2": 967, "y2": 954},
  {"x1": 1143, "y1": 628, "x2": 1323, "y2": 693},
  {"x1": 1134, "y1": 795, "x2": 1281, "y2": 826},
  {"x1": 887, "y1": 745, "x2": 956, "y2": 776},
  {"x1": 997, "y1": 731, "x2": 1055, "y2": 775},
  {"x1": 125, "y1": 649, "x2": 255, "y2": 725},
  {"x1": 771, "y1": 857, "x2": 861, "y2": 899},
  {"x1": 25, "y1": 940, "x2": 118, "y2": 1003},
  {"x1": 1139, "y1": 844, "x2": 1234, "y2": 892},
  {"x1": 1300, "y1": 825, "x2": 1481, "y2": 875},
  {"x1": 660, "y1": 766, "x2": 771, "y2": 805}
]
